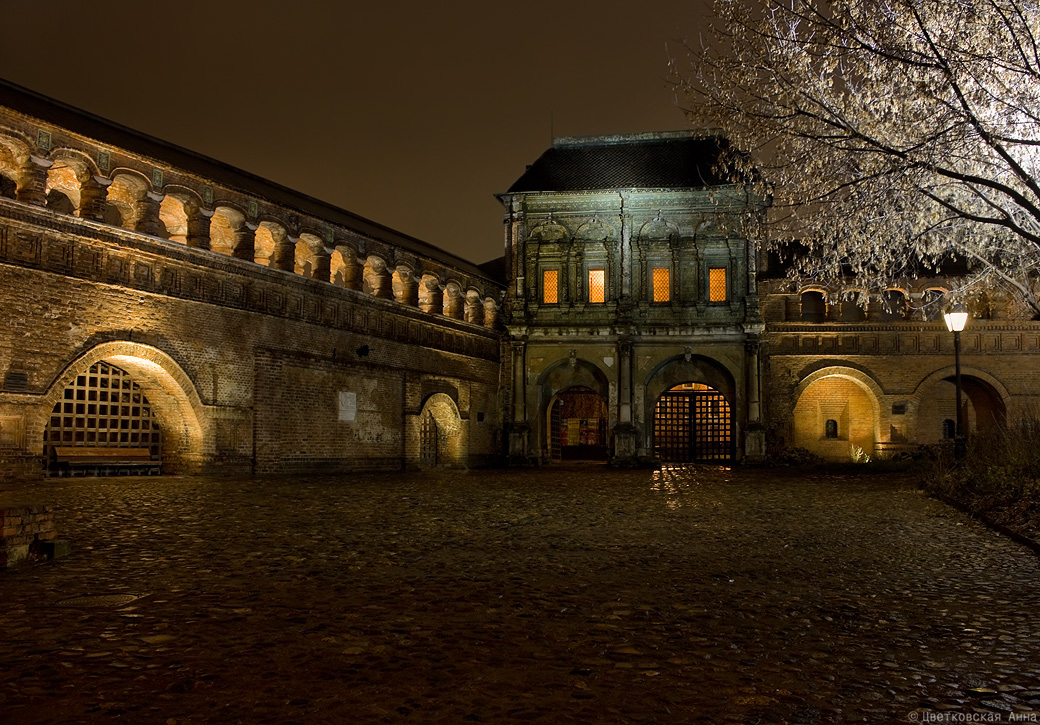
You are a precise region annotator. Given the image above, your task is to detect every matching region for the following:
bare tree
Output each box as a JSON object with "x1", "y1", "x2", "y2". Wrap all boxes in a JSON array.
[{"x1": 673, "y1": 0, "x2": 1040, "y2": 316}]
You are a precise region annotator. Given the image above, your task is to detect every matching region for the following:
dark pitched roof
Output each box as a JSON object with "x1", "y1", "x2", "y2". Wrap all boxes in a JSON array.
[
  {"x1": 0, "y1": 77, "x2": 495, "y2": 282},
  {"x1": 505, "y1": 131, "x2": 730, "y2": 194}
]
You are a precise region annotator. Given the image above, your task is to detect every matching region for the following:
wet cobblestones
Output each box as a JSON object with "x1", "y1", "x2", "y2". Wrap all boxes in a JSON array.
[{"x1": 1, "y1": 466, "x2": 1039, "y2": 724}]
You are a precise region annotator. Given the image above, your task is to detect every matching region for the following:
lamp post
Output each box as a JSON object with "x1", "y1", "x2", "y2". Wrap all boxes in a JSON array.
[{"x1": 943, "y1": 305, "x2": 969, "y2": 459}]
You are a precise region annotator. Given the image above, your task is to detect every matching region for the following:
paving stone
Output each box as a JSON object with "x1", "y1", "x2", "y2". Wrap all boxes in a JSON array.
[{"x1": 0, "y1": 467, "x2": 1038, "y2": 722}]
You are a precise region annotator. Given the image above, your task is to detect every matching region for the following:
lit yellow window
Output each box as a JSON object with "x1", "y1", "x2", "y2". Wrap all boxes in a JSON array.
[
  {"x1": 652, "y1": 268, "x2": 670, "y2": 302},
  {"x1": 708, "y1": 267, "x2": 727, "y2": 302},
  {"x1": 588, "y1": 269, "x2": 605, "y2": 303},
  {"x1": 542, "y1": 269, "x2": 558, "y2": 304}
]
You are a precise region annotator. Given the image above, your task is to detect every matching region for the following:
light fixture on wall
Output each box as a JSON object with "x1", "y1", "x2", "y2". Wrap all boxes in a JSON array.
[{"x1": 943, "y1": 304, "x2": 969, "y2": 459}]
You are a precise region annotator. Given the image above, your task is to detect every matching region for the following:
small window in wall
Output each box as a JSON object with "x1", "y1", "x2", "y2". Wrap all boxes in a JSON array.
[
  {"x1": 542, "y1": 269, "x2": 558, "y2": 304},
  {"x1": 942, "y1": 419, "x2": 956, "y2": 439},
  {"x1": 825, "y1": 419, "x2": 839, "y2": 439},
  {"x1": 652, "y1": 268, "x2": 670, "y2": 302},
  {"x1": 708, "y1": 267, "x2": 727, "y2": 302},
  {"x1": 588, "y1": 269, "x2": 606, "y2": 303},
  {"x1": 801, "y1": 291, "x2": 827, "y2": 323}
]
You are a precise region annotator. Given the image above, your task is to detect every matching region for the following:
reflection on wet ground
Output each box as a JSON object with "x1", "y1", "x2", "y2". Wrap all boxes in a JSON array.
[{"x1": 1, "y1": 466, "x2": 1039, "y2": 723}]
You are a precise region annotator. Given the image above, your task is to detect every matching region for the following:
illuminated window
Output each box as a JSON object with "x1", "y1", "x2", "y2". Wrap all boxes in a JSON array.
[
  {"x1": 588, "y1": 269, "x2": 605, "y2": 303},
  {"x1": 708, "y1": 267, "x2": 727, "y2": 302},
  {"x1": 542, "y1": 269, "x2": 558, "y2": 304},
  {"x1": 652, "y1": 268, "x2": 670, "y2": 302},
  {"x1": 825, "y1": 419, "x2": 838, "y2": 439}
]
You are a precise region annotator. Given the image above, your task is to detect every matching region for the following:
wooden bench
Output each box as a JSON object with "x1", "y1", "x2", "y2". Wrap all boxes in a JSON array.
[{"x1": 50, "y1": 447, "x2": 161, "y2": 477}]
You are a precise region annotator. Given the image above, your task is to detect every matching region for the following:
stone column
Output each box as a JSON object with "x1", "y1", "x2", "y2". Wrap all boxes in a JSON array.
[
  {"x1": 395, "y1": 266, "x2": 418, "y2": 306},
  {"x1": 16, "y1": 156, "x2": 50, "y2": 206},
  {"x1": 271, "y1": 231, "x2": 296, "y2": 271},
  {"x1": 420, "y1": 276, "x2": 442, "y2": 313},
  {"x1": 133, "y1": 191, "x2": 165, "y2": 237},
  {"x1": 312, "y1": 247, "x2": 332, "y2": 282},
  {"x1": 76, "y1": 175, "x2": 110, "y2": 221},
  {"x1": 619, "y1": 192, "x2": 631, "y2": 299},
  {"x1": 368, "y1": 258, "x2": 393, "y2": 299},
  {"x1": 186, "y1": 207, "x2": 212, "y2": 250},
  {"x1": 443, "y1": 285, "x2": 464, "y2": 319},
  {"x1": 484, "y1": 299, "x2": 498, "y2": 328},
  {"x1": 507, "y1": 339, "x2": 531, "y2": 462},
  {"x1": 744, "y1": 335, "x2": 766, "y2": 462},
  {"x1": 611, "y1": 338, "x2": 638, "y2": 465},
  {"x1": 231, "y1": 221, "x2": 256, "y2": 261}
]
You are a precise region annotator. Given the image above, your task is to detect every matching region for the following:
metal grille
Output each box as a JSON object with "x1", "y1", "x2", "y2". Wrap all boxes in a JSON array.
[
  {"x1": 419, "y1": 411, "x2": 438, "y2": 465},
  {"x1": 45, "y1": 362, "x2": 161, "y2": 458},
  {"x1": 709, "y1": 267, "x2": 727, "y2": 302},
  {"x1": 652, "y1": 267, "x2": 670, "y2": 302},
  {"x1": 542, "y1": 269, "x2": 558, "y2": 304},
  {"x1": 588, "y1": 269, "x2": 605, "y2": 303},
  {"x1": 653, "y1": 385, "x2": 733, "y2": 462},
  {"x1": 549, "y1": 399, "x2": 563, "y2": 462}
]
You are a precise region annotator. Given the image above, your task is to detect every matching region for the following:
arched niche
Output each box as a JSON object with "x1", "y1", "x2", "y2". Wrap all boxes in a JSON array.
[
  {"x1": 792, "y1": 366, "x2": 883, "y2": 461},
  {"x1": 104, "y1": 171, "x2": 152, "y2": 231}
]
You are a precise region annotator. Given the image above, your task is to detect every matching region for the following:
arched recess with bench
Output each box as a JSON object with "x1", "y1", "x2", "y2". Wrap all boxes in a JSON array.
[{"x1": 37, "y1": 342, "x2": 205, "y2": 475}]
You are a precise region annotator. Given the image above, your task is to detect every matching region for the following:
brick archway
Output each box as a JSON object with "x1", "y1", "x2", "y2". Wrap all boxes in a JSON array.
[
  {"x1": 37, "y1": 342, "x2": 205, "y2": 473},
  {"x1": 792, "y1": 367, "x2": 882, "y2": 461}
]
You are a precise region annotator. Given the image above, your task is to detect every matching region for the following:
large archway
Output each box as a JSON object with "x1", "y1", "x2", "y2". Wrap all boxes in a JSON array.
[
  {"x1": 548, "y1": 386, "x2": 609, "y2": 461},
  {"x1": 643, "y1": 354, "x2": 738, "y2": 460},
  {"x1": 653, "y1": 382, "x2": 733, "y2": 462},
  {"x1": 536, "y1": 358, "x2": 611, "y2": 463},
  {"x1": 416, "y1": 393, "x2": 465, "y2": 468},
  {"x1": 38, "y1": 343, "x2": 205, "y2": 474},
  {"x1": 913, "y1": 370, "x2": 1007, "y2": 444},
  {"x1": 792, "y1": 370, "x2": 880, "y2": 461}
]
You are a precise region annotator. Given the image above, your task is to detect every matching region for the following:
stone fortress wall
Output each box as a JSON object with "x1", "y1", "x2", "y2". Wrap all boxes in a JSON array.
[{"x1": 0, "y1": 81, "x2": 505, "y2": 480}]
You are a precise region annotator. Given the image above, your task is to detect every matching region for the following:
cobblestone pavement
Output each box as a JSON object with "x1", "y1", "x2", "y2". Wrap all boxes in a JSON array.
[{"x1": 1, "y1": 466, "x2": 1040, "y2": 724}]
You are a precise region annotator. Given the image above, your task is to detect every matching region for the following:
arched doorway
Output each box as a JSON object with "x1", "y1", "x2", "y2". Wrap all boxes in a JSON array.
[
  {"x1": 548, "y1": 386, "x2": 608, "y2": 461},
  {"x1": 653, "y1": 383, "x2": 733, "y2": 462},
  {"x1": 416, "y1": 393, "x2": 465, "y2": 468}
]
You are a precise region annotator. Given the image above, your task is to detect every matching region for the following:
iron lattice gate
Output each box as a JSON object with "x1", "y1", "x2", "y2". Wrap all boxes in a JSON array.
[
  {"x1": 419, "y1": 412, "x2": 438, "y2": 466},
  {"x1": 44, "y1": 361, "x2": 162, "y2": 456},
  {"x1": 549, "y1": 399, "x2": 563, "y2": 462},
  {"x1": 653, "y1": 389, "x2": 733, "y2": 462}
]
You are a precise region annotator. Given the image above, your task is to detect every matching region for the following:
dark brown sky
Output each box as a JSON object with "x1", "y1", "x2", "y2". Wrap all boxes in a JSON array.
[{"x1": 0, "y1": 0, "x2": 715, "y2": 265}]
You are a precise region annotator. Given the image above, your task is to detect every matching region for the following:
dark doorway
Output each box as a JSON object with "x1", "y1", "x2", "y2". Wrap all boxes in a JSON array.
[
  {"x1": 653, "y1": 382, "x2": 733, "y2": 462},
  {"x1": 548, "y1": 386, "x2": 608, "y2": 461}
]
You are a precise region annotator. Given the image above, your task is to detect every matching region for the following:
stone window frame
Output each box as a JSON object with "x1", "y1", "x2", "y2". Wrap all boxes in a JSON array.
[
  {"x1": 706, "y1": 263, "x2": 729, "y2": 303},
  {"x1": 540, "y1": 266, "x2": 561, "y2": 305},
  {"x1": 650, "y1": 264, "x2": 671, "y2": 303}
]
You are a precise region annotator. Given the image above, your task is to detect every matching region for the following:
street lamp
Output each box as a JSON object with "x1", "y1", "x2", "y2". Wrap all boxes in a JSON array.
[{"x1": 943, "y1": 304, "x2": 969, "y2": 459}]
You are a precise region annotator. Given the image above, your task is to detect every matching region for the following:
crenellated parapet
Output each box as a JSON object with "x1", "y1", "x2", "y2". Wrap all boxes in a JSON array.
[{"x1": 0, "y1": 80, "x2": 503, "y2": 329}]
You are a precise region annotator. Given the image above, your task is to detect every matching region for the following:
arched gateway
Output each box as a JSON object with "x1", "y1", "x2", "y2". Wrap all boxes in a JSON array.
[{"x1": 653, "y1": 382, "x2": 734, "y2": 462}]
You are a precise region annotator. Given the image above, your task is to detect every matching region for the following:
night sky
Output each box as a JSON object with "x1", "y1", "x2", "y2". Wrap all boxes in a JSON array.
[{"x1": 0, "y1": 0, "x2": 715, "y2": 266}]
